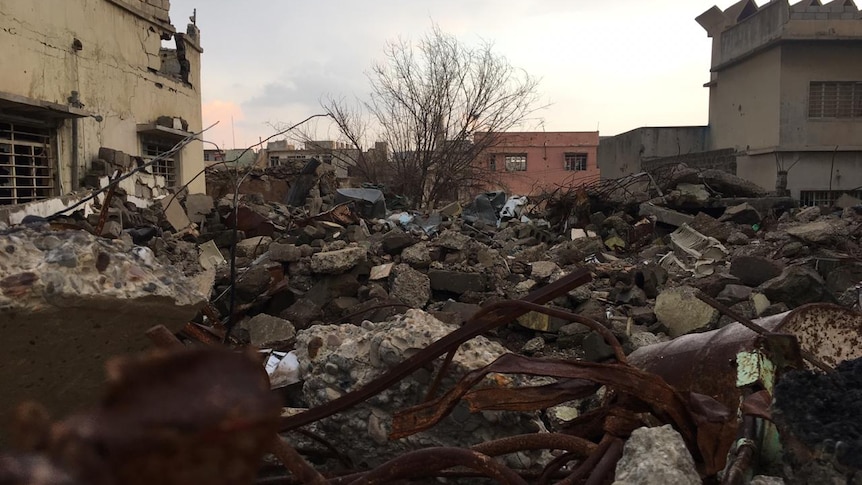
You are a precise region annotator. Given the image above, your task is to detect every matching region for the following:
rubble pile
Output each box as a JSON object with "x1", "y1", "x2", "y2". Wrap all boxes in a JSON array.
[
  {"x1": 3, "y1": 161, "x2": 862, "y2": 483},
  {"x1": 293, "y1": 310, "x2": 542, "y2": 469}
]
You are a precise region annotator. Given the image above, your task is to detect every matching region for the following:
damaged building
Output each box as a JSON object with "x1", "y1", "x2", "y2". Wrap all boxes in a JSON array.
[
  {"x1": 599, "y1": 0, "x2": 862, "y2": 205},
  {"x1": 0, "y1": 0, "x2": 206, "y2": 211}
]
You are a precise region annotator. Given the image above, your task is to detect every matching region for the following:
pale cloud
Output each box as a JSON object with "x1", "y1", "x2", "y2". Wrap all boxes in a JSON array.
[
  {"x1": 171, "y1": 0, "x2": 728, "y2": 143},
  {"x1": 201, "y1": 100, "x2": 256, "y2": 149}
]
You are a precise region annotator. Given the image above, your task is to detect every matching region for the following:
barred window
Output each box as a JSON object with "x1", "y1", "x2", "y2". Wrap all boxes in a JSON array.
[
  {"x1": 142, "y1": 138, "x2": 179, "y2": 187},
  {"x1": 0, "y1": 121, "x2": 55, "y2": 205},
  {"x1": 504, "y1": 154, "x2": 527, "y2": 172},
  {"x1": 564, "y1": 152, "x2": 588, "y2": 171},
  {"x1": 809, "y1": 82, "x2": 862, "y2": 119},
  {"x1": 488, "y1": 154, "x2": 496, "y2": 172},
  {"x1": 799, "y1": 190, "x2": 862, "y2": 207}
]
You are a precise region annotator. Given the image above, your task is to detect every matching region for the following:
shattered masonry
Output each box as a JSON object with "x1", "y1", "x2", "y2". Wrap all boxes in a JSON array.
[{"x1": 1, "y1": 155, "x2": 861, "y2": 484}]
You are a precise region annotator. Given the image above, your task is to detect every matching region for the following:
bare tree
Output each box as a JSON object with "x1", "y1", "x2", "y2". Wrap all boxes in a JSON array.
[{"x1": 325, "y1": 25, "x2": 542, "y2": 208}]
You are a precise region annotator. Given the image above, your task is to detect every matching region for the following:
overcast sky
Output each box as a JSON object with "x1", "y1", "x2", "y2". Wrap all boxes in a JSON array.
[{"x1": 167, "y1": 0, "x2": 727, "y2": 150}]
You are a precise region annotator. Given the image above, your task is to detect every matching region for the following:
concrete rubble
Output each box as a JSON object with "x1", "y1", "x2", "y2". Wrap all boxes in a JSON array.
[
  {"x1": 613, "y1": 425, "x2": 701, "y2": 485},
  {"x1": 4, "y1": 159, "x2": 862, "y2": 483},
  {"x1": 293, "y1": 310, "x2": 542, "y2": 469}
]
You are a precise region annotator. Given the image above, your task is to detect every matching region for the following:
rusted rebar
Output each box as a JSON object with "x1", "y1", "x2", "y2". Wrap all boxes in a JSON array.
[
  {"x1": 281, "y1": 268, "x2": 592, "y2": 432},
  {"x1": 584, "y1": 437, "x2": 624, "y2": 485},
  {"x1": 269, "y1": 436, "x2": 327, "y2": 485},
  {"x1": 470, "y1": 433, "x2": 597, "y2": 459},
  {"x1": 345, "y1": 447, "x2": 529, "y2": 485}
]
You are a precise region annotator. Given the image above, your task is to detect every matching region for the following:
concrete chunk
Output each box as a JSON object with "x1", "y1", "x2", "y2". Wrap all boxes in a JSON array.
[
  {"x1": 310, "y1": 247, "x2": 366, "y2": 274},
  {"x1": 655, "y1": 285, "x2": 719, "y2": 337},
  {"x1": 428, "y1": 270, "x2": 484, "y2": 294}
]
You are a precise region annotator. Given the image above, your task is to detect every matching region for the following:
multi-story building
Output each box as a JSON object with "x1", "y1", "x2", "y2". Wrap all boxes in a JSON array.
[
  {"x1": 204, "y1": 148, "x2": 259, "y2": 169},
  {"x1": 479, "y1": 132, "x2": 601, "y2": 196},
  {"x1": 599, "y1": 0, "x2": 862, "y2": 205},
  {"x1": 262, "y1": 140, "x2": 360, "y2": 178},
  {"x1": 701, "y1": 0, "x2": 862, "y2": 204},
  {"x1": 0, "y1": 0, "x2": 206, "y2": 204}
]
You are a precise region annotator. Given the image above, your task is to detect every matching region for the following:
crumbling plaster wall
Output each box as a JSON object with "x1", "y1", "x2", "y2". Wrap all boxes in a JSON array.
[{"x1": 0, "y1": 0, "x2": 205, "y2": 194}]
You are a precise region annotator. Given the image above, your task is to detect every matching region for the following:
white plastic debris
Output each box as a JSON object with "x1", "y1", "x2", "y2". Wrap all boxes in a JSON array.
[
  {"x1": 264, "y1": 350, "x2": 300, "y2": 389},
  {"x1": 500, "y1": 196, "x2": 528, "y2": 219}
]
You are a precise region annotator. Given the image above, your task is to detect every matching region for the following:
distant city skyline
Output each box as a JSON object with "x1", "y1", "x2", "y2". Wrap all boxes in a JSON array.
[{"x1": 168, "y1": 0, "x2": 726, "y2": 149}]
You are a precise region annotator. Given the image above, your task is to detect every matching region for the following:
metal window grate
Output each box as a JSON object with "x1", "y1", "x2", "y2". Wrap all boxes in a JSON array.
[
  {"x1": 504, "y1": 154, "x2": 527, "y2": 172},
  {"x1": 799, "y1": 189, "x2": 862, "y2": 207},
  {"x1": 809, "y1": 82, "x2": 862, "y2": 119},
  {"x1": 0, "y1": 121, "x2": 55, "y2": 205},
  {"x1": 142, "y1": 138, "x2": 178, "y2": 187},
  {"x1": 564, "y1": 152, "x2": 588, "y2": 171}
]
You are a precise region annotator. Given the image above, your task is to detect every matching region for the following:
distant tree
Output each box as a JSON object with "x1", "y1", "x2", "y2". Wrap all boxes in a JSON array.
[{"x1": 325, "y1": 25, "x2": 542, "y2": 208}]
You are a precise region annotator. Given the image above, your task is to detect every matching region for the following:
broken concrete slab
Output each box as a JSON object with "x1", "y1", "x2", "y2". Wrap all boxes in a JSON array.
[
  {"x1": 390, "y1": 264, "x2": 431, "y2": 308},
  {"x1": 310, "y1": 247, "x2": 366, "y2": 274},
  {"x1": 428, "y1": 270, "x2": 484, "y2": 294},
  {"x1": 638, "y1": 202, "x2": 694, "y2": 227},
  {"x1": 655, "y1": 285, "x2": 719, "y2": 337},
  {"x1": 235, "y1": 236, "x2": 272, "y2": 259},
  {"x1": 730, "y1": 255, "x2": 783, "y2": 287},
  {"x1": 380, "y1": 230, "x2": 414, "y2": 255},
  {"x1": 279, "y1": 298, "x2": 323, "y2": 330},
  {"x1": 529, "y1": 261, "x2": 560, "y2": 280},
  {"x1": 0, "y1": 227, "x2": 207, "y2": 428},
  {"x1": 100, "y1": 220, "x2": 123, "y2": 239},
  {"x1": 689, "y1": 212, "x2": 732, "y2": 242},
  {"x1": 401, "y1": 241, "x2": 432, "y2": 268},
  {"x1": 719, "y1": 202, "x2": 762, "y2": 225},
  {"x1": 369, "y1": 263, "x2": 394, "y2": 281},
  {"x1": 160, "y1": 196, "x2": 191, "y2": 231},
  {"x1": 268, "y1": 242, "x2": 302, "y2": 263},
  {"x1": 794, "y1": 206, "x2": 822, "y2": 223},
  {"x1": 614, "y1": 425, "x2": 700, "y2": 485},
  {"x1": 247, "y1": 313, "x2": 296, "y2": 347},
  {"x1": 717, "y1": 284, "x2": 753, "y2": 305},
  {"x1": 184, "y1": 193, "x2": 214, "y2": 224},
  {"x1": 434, "y1": 229, "x2": 471, "y2": 252},
  {"x1": 787, "y1": 220, "x2": 845, "y2": 244},
  {"x1": 760, "y1": 265, "x2": 826, "y2": 308}
]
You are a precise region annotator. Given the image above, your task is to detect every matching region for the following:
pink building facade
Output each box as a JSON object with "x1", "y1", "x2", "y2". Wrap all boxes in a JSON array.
[{"x1": 477, "y1": 132, "x2": 601, "y2": 196}]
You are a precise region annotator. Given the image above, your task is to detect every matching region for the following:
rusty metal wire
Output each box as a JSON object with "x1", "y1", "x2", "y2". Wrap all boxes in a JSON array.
[
  {"x1": 343, "y1": 447, "x2": 529, "y2": 485},
  {"x1": 269, "y1": 437, "x2": 327, "y2": 485},
  {"x1": 470, "y1": 433, "x2": 597, "y2": 459}
]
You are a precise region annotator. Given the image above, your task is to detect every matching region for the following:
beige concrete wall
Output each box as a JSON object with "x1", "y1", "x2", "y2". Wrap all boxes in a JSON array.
[
  {"x1": 738, "y1": 151, "x2": 862, "y2": 199},
  {"x1": 597, "y1": 127, "x2": 709, "y2": 179},
  {"x1": 780, "y1": 42, "x2": 862, "y2": 148},
  {"x1": 0, "y1": 0, "x2": 205, "y2": 194},
  {"x1": 708, "y1": 47, "x2": 782, "y2": 151},
  {"x1": 735, "y1": 153, "x2": 777, "y2": 194},
  {"x1": 785, "y1": 151, "x2": 862, "y2": 198}
]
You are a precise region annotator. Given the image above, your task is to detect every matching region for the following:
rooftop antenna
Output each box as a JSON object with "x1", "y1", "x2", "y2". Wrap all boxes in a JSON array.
[
  {"x1": 190, "y1": 9, "x2": 197, "y2": 26},
  {"x1": 231, "y1": 116, "x2": 236, "y2": 149}
]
